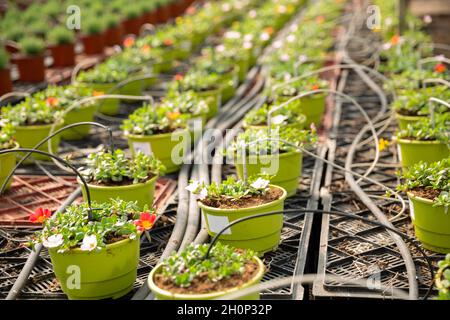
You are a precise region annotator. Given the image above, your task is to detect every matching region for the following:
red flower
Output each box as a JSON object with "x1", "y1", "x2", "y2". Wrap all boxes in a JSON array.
[
  {"x1": 141, "y1": 44, "x2": 151, "y2": 53},
  {"x1": 435, "y1": 63, "x2": 447, "y2": 73},
  {"x1": 46, "y1": 97, "x2": 59, "y2": 107},
  {"x1": 29, "y1": 208, "x2": 51, "y2": 223},
  {"x1": 163, "y1": 39, "x2": 173, "y2": 46},
  {"x1": 390, "y1": 34, "x2": 400, "y2": 45},
  {"x1": 123, "y1": 36, "x2": 135, "y2": 48},
  {"x1": 311, "y1": 84, "x2": 320, "y2": 90},
  {"x1": 174, "y1": 74, "x2": 184, "y2": 81},
  {"x1": 134, "y1": 212, "x2": 157, "y2": 232}
]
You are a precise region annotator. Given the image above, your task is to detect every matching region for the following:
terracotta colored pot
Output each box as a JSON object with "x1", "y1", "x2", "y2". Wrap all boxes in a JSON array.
[
  {"x1": 160, "y1": 5, "x2": 171, "y2": 22},
  {"x1": 104, "y1": 26, "x2": 123, "y2": 46},
  {"x1": 81, "y1": 33, "x2": 104, "y2": 55},
  {"x1": 0, "y1": 68, "x2": 13, "y2": 96},
  {"x1": 14, "y1": 54, "x2": 45, "y2": 82},
  {"x1": 5, "y1": 43, "x2": 19, "y2": 55},
  {"x1": 169, "y1": 2, "x2": 179, "y2": 18},
  {"x1": 122, "y1": 17, "x2": 143, "y2": 35},
  {"x1": 143, "y1": 11, "x2": 157, "y2": 25},
  {"x1": 49, "y1": 43, "x2": 75, "y2": 67}
]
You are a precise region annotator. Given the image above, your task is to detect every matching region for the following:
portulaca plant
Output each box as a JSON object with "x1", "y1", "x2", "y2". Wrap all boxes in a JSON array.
[
  {"x1": 186, "y1": 175, "x2": 271, "y2": 201},
  {"x1": 29, "y1": 199, "x2": 157, "y2": 253}
]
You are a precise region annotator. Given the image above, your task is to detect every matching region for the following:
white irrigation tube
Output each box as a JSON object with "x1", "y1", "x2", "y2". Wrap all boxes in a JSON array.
[
  {"x1": 0, "y1": 91, "x2": 31, "y2": 102},
  {"x1": 219, "y1": 273, "x2": 410, "y2": 300},
  {"x1": 418, "y1": 56, "x2": 450, "y2": 69},
  {"x1": 429, "y1": 97, "x2": 450, "y2": 129},
  {"x1": 423, "y1": 78, "x2": 450, "y2": 88}
]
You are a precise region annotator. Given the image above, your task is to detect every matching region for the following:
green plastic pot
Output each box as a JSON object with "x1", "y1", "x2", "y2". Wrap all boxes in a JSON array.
[
  {"x1": 198, "y1": 185, "x2": 287, "y2": 254},
  {"x1": 13, "y1": 122, "x2": 63, "y2": 163},
  {"x1": 61, "y1": 104, "x2": 97, "y2": 140},
  {"x1": 49, "y1": 237, "x2": 140, "y2": 300},
  {"x1": 79, "y1": 175, "x2": 157, "y2": 209},
  {"x1": 127, "y1": 129, "x2": 190, "y2": 174},
  {"x1": 408, "y1": 193, "x2": 450, "y2": 253},
  {"x1": 187, "y1": 113, "x2": 208, "y2": 142},
  {"x1": 277, "y1": 94, "x2": 326, "y2": 127},
  {"x1": 148, "y1": 256, "x2": 265, "y2": 300},
  {"x1": 236, "y1": 57, "x2": 249, "y2": 83},
  {"x1": 243, "y1": 114, "x2": 307, "y2": 131},
  {"x1": 235, "y1": 152, "x2": 302, "y2": 197},
  {"x1": 395, "y1": 113, "x2": 426, "y2": 131},
  {"x1": 220, "y1": 67, "x2": 239, "y2": 103},
  {"x1": 0, "y1": 142, "x2": 18, "y2": 193},
  {"x1": 397, "y1": 139, "x2": 450, "y2": 168},
  {"x1": 82, "y1": 82, "x2": 120, "y2": 116},
  {"x1": 174, "y1": 40, "x2": 192, "y2": 60},
  {"x1": 195, "y1": 89, "x2": 222, "y2": 119}
]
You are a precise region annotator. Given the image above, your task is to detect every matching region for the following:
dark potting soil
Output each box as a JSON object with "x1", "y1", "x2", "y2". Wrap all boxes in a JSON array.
[
  {"x1": 200, "y1": 186, "x2": 283, "y2": 209},
  {"x1": 104, "y1": 233, "x2": 128, "y2": 245},
  {"x1": 154, "y1": 259, "x2": 259, "y2": 295},
  {"x1": 397, "y1": 109, "x2": 420, "y2": 117},
  {"x1": 89, "y1": 174, "x2": 155, "y2": 187},
  {"x1": 409, "y1": 186, "x2": 441, "y2": 201}
]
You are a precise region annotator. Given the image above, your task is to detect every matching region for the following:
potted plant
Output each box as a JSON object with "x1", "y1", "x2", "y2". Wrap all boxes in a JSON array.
[
  {"x1": 169, "y1": 71, "x2": 222, "y2": 119},
  {"x1": 272, "y1": 76, "x2": 329, "y2": 127},
  {"x1": 435, "y1": 254, "x2": 450, "y2": 300},
  {"x1": 148, "y1": 243, "x2": 265, "y2": 300},
  {"x1": 122, "y1": 5, "x2": 143, "y2": 36},
  {"x1": 122, "y1": 104, "x2": 190, "y2": 173},
  {"x1": 187, "y1": 175, "x2": 287, "y2": 254},
  {"x1": 15, "y1": 36, "x2": 46, "y2": 82},
  {"x1": 392, "y1": 86, "x2": 449, "y2": 130},
  {"x1": 34, "y1": 85, "x2": 97, "y2": 140},
  {"x1": 140, "y1": 2, "x2": 157, "y2": 25},
  {"x1": 0, "y1": 47, "x2": 13, "y2": 96},
  {"x1": 161, "y1": 91, "x2": 209, "y2": 140},
  {"x1": 0, "y1": 123, "x2": 19, "y2": 192},
  {"x1": 397, "y1": 158, "x2": 450, "y2": 253},
  {"x1": 78, "y1": 149, "x2": 164, "y2": 209},
  {"x1": 103, "y1": 13, "x2": 123, "y2": 47},
  {"x1": 76, "y1": 62, "x2": 129, "y2": 115},
  {"x1": 243, "y1": 102, "x2": 307, "y2": 130},
  {"x1": 1, "y1": 98, "x2": 63, "y2": 162},
  {"x1": 383, "y1": 69, "x2": 449, "y2": 96},
  {"x1": 229, "y1": 127, "x2": 317, "y2": 197},
  {"x1": 29, "y1": 199, "x2": 157, "y2": 299},
  {"x1": 395, "y1": 115, "x2": 450, "y2": 168},
  {"x1": 80, "y1": 18, "x2": 105, "y2": 55},
  {"x1": 47, "y1": 26, "x2": 76, "y2": 67}
]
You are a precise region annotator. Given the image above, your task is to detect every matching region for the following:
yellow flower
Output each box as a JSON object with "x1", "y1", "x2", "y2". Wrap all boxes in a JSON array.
[{"x1": 378, "y1": 138, "x2": 389, "y2": 151}]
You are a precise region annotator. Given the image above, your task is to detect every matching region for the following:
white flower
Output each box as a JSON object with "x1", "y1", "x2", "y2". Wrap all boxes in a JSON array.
[
  {"x1": 290, "y1": 25, "x2": 298, "y2": 32},
  {"x1": 80, "y1": 234, "x2": 98, "y2": 251},
  {"x1": 283, "y1": 73, "x2": 292, "y2": 81},
  {"x1": 249, "y1": 10, "x2": 257, "y2": 18},
  {"x1": 115, "y1": 221, "x2": 125, "y2": 227},
  {"x1": 382, "y1": 42, "x2": 392, "y2": 51},
  {"x1": 273, "y1": 40, "x2": 283, "y2": 49},
  {"x1": 286, "y1": 34, "x2": 296, "y2": 43},
  {"x1": 129, "y1": 233, "x2": 137, "y2": 240},
  {"x1": 243, "y1": 42, "x2": 253, "y2": 50},
  {"x1": 280, "y1": 54, "x2": 290, "y2": 62},
  {"x1": 278, "y1": 5, "x2": 287, "y2": 13},
  {"x1": 221, "y1": 3, "x2": 231, "y2": 12},
  {"x1": 260, "y1": 32, "x2": 270, "y2": 41},
  {"x1": 271, "y1": 114, "x2": 288, "y2": 125},
  {"x1": 225, "y1": 31, "x2": 241, "y2": 39},
  {"x1": 198, "y1": 188, "x2": 208, "y2": 200},
  {"x1": 244, "y1": 34, "x2": 254, "y2": 42},
  {"x1": 435, "y1": 54, "x2": 446, "y2": 62},
  {"x1": 186, "y1": 180, "x2": 201, "y2": 192},
  {"x1": 43, "y1": 234, "x2": 64, "y2": 248},
  {"x1": 423, "y1": 15, "x2": 432, "y2": 24},
  {"x1": 215, "y1": 44, "x2": 225, "y2": 53},
  {"x1": 251, "y1": 178, "x2": 270, "y2": 190},
  {"x1": 385, "y1": 17, "x2": 393, "y2": 27},
  {"x1": 298, "y1": 55, "x2": 308, "y2": 63}
]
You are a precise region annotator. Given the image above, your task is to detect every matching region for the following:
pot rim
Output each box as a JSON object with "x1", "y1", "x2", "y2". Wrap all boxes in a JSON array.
[
  {"x1": 407, "y1": 191, "x2": 436, "y2": 205},
  {"x1": 0, "y1": 141, "x2": 19, "y2": 157},
  {"x1": 49, "y1": 233, "x2": 140, "y2": 254},
  {"x1": 148, "y1": 255, "x2": 265, "y2": 299},
  {"x1": 236, "y1": 149, "x2": 302, "y2": 160},
  {"x1": 395, "y1": 112, "x2": 427, "y2": 121},
  {"x1": 77, "y1": 174, "x2": 158, "y2": 190},
  {"x1": 398, "y1": 138, "x2": 447, "y2": 145},
  {"x1": 197, "y1": 184, "x2": 287, "y2": 213},
  {"x1": 16, "y1": 119, "x2": 64, "y2": 130},
  {"x1": 126, "y1": 128, "x2": 190, "y2": 140}
]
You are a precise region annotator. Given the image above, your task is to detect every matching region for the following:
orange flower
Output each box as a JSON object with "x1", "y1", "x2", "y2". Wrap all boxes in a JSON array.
[
  {"x1": 46, "y1": 97, "x2": 59, "y2": 107},
  {"x1": 311, "y1": 84, "x2": 320, "y2": 90},
  {"x1": 390, "y1": 34, "x2": 400, "y2": 45},
  {"x1": 316, "y1": 15, "x2": 325, "y2": 24},
  {"x1": 141, "y1": 44, "x2": 151, "y2": 53},
  {"x1": 92, "y1": 91, "x2": 105, "y2": 97},
  {"x1": 167, "y1": 111, "x2": 181, "y2": 121},
  {"x1": 123, "y1": 36, "x2": 135, "y2": 48},
  {"x1": 186, "y1": 6, "x2": 196, "y2": 15},
  {"x1": 435, "y1": 63, "x2": 447, "y2": 73},
  {"x1": 264, "y1": 27, "x2": 274, "y2": 35},
  {"x1": 134, "y1": 212, "x2": 157, "y2": 232},
  {"x1": 29, "y1": 207, "x2": 51, "y2": 223},
  {"x1": 174, "y1": 74, "x2": 184, "y2": 81},
  {"x1": 163, "y1": 39, "x2": 173, "y2": 46}
]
